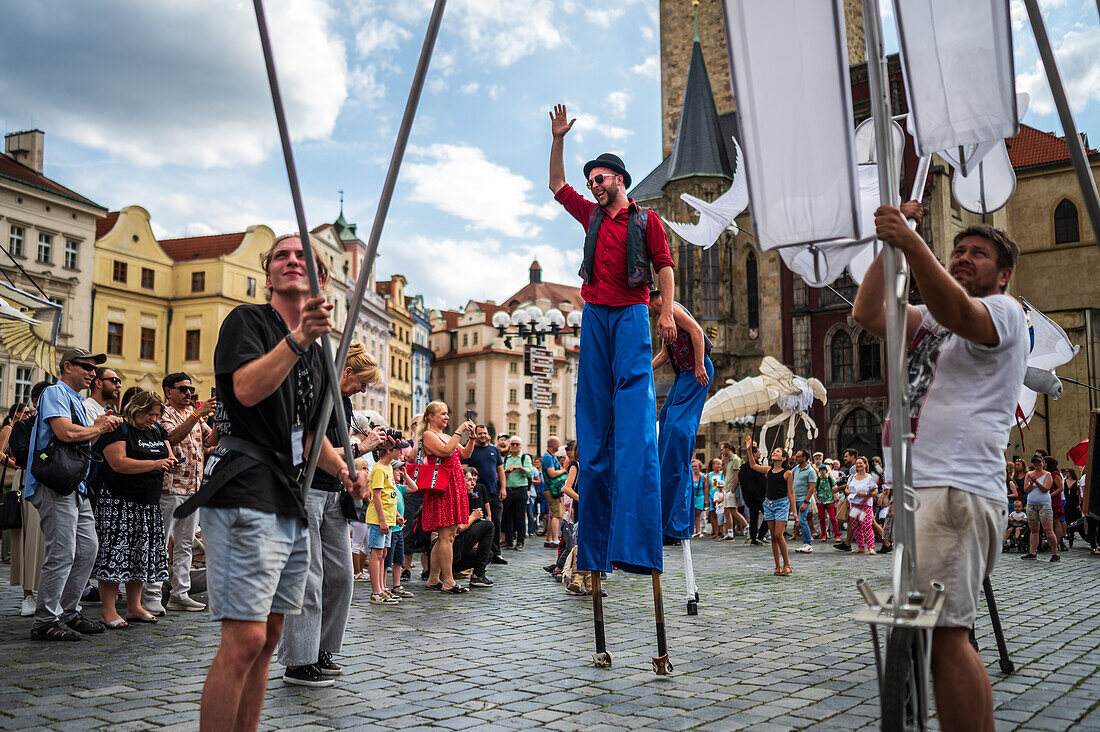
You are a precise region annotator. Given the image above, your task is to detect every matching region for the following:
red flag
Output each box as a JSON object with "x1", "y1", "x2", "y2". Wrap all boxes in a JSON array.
[{"x1": 1067, "y1": 439, "x2": 1088, "y2": 468}]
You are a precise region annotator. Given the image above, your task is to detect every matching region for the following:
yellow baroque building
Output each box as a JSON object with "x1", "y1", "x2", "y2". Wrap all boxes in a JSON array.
[{"x1": 92, "y1": 205, "x2": 270, "y2": 394}]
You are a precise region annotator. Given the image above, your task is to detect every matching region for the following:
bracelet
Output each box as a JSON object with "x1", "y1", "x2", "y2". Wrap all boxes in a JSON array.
[
  {"x1": 284, "y1": 333, "x2": 307, "y2": 356},
  {"x1": 190, "y1": 411, "x2": 200, "y2": 420}
]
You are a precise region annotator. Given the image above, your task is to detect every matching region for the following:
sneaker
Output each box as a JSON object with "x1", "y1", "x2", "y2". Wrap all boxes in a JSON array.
[
  {"x1": 833, "y1": 542, "x2": 851, "y2": 551},
  {"x1": 514, "y1": 543, "x2": 524, "y2": 552},
  {"x1": 723, "y1": 534, "x2": 736, "y2": 541},
  {"x1": 490, "y1": 556, "x2": 509, "y2": 565},
  {"x1": 750, "y1": 539, "x2": 763, "y2": 546},
  {"x1": 316, "y1": 651, "x2": 342, "y2": 677},
  {"x1": 796, "y1": 544, "x2": 813, "y2": 553},
  {"x1": 20, "y1": 595, "x2": 36, "y2": 617},
  {"x1": 879, "y1": 543, "x2": 893, "y2": 554},
  {"x1": 65, "y1": 613, "x2": 106, "y2": 635},
  {"x1": 1050, "y1": 554, "x2": 1061, "y2": 563},
  {"x1": 390, "y1": 586, "x2": 415, "y2": 598},
  {"x1": 544, "y1": 564, "x2": 558, "y2": 573},
  {"x1": 1021, "y1": 553, "x2": 1038, "y2": 560},
  {"x1": 31, "y1": 622, "x2": 83, "y2": 641},
  {"x1": 370, "y1": 593, "x2": 400, "y2": 605},
  {"x1": 469, "y1": 574, "x2": 495, "y2": 588},
  {"x1": 166, "y1": 595, "x2": 206, "y2": 612},
  {"x1": 565, "y1": 581, "x2": 585, "y2": 595},
  {"x1": 283, "y1": 664, "x2": 334, "y2": 687},
  {"x1": 400, "y1": 569, "x2": 410, "y2": 580},
  {"x1": 144, "y1": 598, "x2": 167, "y2": 617}
]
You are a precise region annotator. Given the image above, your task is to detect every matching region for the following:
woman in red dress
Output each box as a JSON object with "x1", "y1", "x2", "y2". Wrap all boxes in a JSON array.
[{"x1": 414, "y1": 401, "x2": 475, "y2": 593}]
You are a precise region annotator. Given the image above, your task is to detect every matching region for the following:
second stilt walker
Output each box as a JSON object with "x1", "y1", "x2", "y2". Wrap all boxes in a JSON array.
[{"x1": 548, "y1": 104, "x2": 677, "y2": 673}]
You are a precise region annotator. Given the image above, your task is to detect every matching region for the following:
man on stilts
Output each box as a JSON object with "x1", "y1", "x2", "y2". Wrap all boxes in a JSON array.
[{"x1": 548, "y1": 104, "x2": 677, "y2": 673}]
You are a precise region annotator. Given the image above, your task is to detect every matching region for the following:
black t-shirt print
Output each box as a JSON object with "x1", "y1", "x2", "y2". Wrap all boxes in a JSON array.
[
  {"x1": 100, "y1": 423, "x2": 170, "y2": 505},
  {"x1": 204, "y1": 304, "x2": 325, "y2": 519}
]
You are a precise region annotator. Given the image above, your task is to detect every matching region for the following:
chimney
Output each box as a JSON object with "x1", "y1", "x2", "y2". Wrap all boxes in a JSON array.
[
  {"x1": 5, "y1": 130, "x2": 45, "y2": 174},
  {"x1": 529, "y1": 260, "x2": 542, "y2": 284}
]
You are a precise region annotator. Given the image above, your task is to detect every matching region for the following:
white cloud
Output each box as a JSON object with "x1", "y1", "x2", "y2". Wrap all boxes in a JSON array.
[
  {"x1": 355, "y1": 19, "x2": 411, "y2": 56},
  {"x1": 569, "y1": 112, "x2": 633, "y2": 144},
  {"x1": 632, "y1": 55, "x2": 659, "y2": 79},
  {"x1": 348, "y1": 64, "x2": 386, "y2": 105},
  {"x1": 460, "y1": 82, "x2": 480, "y2": 95},
  {"x1": 0, "y1": 0, "x2": 348, "y2": 168},
  {"x1": 1016, "y1": 28, "x2": 1100, "y2": 117},
  {"x1": 586, "y1": 8, "x2": 626, "y2": 28},
  {"x1": 607, "y1": 91, "x2": 631, "y2": 117},
  {"x1": 378, "y1": 236, "x2": 582, "y2": 310},
  {"x1": 404, "y1": 144, "x2": 559, "y2": 238}
]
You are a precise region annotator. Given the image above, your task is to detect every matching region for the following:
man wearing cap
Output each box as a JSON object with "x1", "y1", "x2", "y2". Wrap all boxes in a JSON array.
[
  {"x1": 26, "y1": 348, "x2": 122, "y2": 640},
  {"x1": 548, "y1": 104, "x2": 676, "y2": 575}
]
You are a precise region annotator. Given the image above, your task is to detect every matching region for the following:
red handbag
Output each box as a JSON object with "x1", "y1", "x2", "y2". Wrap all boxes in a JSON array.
[{"x1": 408, "y1": 439, "x2": 448, "y2": 494}]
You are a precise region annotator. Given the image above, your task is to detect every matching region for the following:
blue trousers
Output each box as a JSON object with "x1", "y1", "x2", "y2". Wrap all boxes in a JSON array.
[
  {"x1": 797, "y1": 503, "x2": 812, "y2": 545},
  {"x1": 576, "y1": 304, "x2": 663, "y2": 574},
  {"x1": 658, "y1": 358, "x2": 714, "y2": 539}
]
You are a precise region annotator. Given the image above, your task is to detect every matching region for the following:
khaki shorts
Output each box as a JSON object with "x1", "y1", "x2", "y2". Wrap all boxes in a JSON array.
[
  {"x1": 914, "y1": 487, "x2": 1006, "y2": 628},
  {"x1": 543, "y1": 491, "x2": 563, "y2": 519}
]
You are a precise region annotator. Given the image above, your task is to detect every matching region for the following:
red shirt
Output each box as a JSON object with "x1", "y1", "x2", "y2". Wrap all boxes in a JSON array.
[{"x1": 555, "y1": 184, "x2": 674, "y2": 307}]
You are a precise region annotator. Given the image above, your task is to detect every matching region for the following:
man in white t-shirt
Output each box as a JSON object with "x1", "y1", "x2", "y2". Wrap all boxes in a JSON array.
[{"x1": 854, "y1": 205, "x2": 1027, "y2": 732}]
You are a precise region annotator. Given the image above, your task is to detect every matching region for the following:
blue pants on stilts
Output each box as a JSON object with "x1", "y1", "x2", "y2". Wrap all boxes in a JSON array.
[
  {"x1": 576, "y1": 303, "x2": 663, "y2": 574},
  {"x1": 658, "y1": 358, "x2": 714, "y2": 540}
]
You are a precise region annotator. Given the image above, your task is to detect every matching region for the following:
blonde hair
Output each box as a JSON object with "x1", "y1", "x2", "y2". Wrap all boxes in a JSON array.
[
  {"x1": 345, "y1": 343, "x2": 380, "y2": 385},
  {"x1": 260, "y1": 234, "x2": 330, "y2": 300},
  {"x1": 122, "y1": 389, "x2": 164, "y2": 427},
  {"x1": 415, "y1": 401, "x2": 448, "y2": 446}
]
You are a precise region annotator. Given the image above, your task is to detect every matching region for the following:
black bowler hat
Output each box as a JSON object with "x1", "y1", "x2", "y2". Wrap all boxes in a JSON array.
[{"x1": 583, "y1": 153, "x2": 631, "y2": 189}]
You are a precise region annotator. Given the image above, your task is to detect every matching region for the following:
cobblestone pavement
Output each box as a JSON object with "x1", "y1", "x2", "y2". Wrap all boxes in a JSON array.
[{"x1": 1, "y1": 533, "x2": 1097, "y2": 731}]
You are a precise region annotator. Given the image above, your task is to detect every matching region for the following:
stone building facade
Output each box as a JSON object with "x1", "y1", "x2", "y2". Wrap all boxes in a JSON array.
[
  {"x1": 377, "y1": 275, "x2": 414, "y2": 431},
  {"x1": 430, "y1": 262, "x2": 581, "y2": 454},
  {"x1": 0, "y1": 129, "x2": 104, "y2": 404}
]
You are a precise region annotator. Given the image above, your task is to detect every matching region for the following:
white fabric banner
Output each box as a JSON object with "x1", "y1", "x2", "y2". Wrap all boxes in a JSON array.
[
  {"x1": 893, "y1": 0, "x2": 1017, "y2": 158},
  {"x1": 721, "y1": 0, "x2": 863, "y2": 251}
]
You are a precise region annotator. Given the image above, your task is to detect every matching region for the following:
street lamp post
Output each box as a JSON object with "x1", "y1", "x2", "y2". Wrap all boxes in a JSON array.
[{"x1": 492, "y1": 306, "x2": 581, "y2": 462}]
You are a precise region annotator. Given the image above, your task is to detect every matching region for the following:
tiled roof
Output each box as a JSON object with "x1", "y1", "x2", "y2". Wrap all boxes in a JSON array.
[
  {"x1": 96, "y1": 210, "x2": 120, "y2": 239},
  {"x1": 159, "y1": 232, "x2": 246, "y2": 261},
  {"x1": 1007, "y1": 123, "x2": 1099, "y2": 170},
  {"x1": 0, "y1": 152, "x2": 104, "y2": 210},
  {"x1": 502, "y1": 281, "x2": 583, "y2": 311}
]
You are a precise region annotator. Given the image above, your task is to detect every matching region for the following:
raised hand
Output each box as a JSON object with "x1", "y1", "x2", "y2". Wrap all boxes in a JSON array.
[
  {"x1": 550, "y1": 104, "x2": 575, "y2": 139},
  {"x1": 292, "y1": 295, "x2": 334, "y2": 348}
]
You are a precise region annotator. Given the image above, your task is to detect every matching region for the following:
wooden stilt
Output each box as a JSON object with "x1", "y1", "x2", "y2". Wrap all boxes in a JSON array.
[
  {"x1": 651, "y1": 569, "x2": 673, "y2": 675},
  {"x1": 591, "y1": 573, "x2": 612, "y2": 667}
]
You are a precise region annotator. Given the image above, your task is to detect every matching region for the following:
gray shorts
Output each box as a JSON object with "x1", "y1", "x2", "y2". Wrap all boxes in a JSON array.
[
  {"x1": 201, "y1": 507, "x2": 310, "y2": 622},
  {"x1": 914, "y1": 487, "x2": 1006, "y2": 628}
]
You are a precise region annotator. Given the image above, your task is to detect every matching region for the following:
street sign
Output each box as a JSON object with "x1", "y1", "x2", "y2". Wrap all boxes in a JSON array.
[
  {"x1": 529, "y1": 346, "x2": 554, "y2": 375},
  {"x1": 532, "y1": 374, "x2": 553, "y2": 410}
]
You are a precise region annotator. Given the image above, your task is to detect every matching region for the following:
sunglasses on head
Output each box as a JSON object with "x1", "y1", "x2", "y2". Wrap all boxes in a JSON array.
[{"x1": 586, "y1": 173, "x2": 619, "y2": 189}]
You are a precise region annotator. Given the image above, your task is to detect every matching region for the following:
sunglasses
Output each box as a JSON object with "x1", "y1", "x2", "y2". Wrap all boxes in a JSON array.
[
  {"x1": 102, "y1": 377, "x2": 122, "y2": 385},
  {"x1": 586, "y1": 173, "x2": 619, "y2": 189},
  {"x1": 173, "y1": 385, "x2": 196, "y2": 394},
  {"x1": 70, "y1": 361, "x2": 97, "y2": 373}
]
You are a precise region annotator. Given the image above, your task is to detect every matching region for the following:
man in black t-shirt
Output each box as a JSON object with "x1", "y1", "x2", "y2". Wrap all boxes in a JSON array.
[
  {"x1": 189, "y1": 234, "x2": 370, "y2": 730},
  {"x1": 462, "y1": 425, "x2": 506, "y2": 562}
]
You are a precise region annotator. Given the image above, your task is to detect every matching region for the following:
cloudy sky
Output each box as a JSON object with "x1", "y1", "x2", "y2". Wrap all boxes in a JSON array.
[{"x1": 2, "y1": 0, "x2": 1097, "y2": 310}]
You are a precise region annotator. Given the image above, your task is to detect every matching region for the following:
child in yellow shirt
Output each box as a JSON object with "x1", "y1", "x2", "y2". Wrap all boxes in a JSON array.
[{"x1": 367, "y1": 444, "x2": 404, "y2": 605}]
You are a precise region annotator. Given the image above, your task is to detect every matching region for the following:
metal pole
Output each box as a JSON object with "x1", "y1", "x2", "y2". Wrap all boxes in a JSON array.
[
  {"x1": 253, "y1": 0, "x2": 355, "y2": 475},
  {"x1": 1023, "y1": 0, "x2": 1100, "y2": 255},
  {"x1": 300, "y1": 0, "x2": 449, "y2": 489},
  {"x1": 861, "y1": 0, "x2": 916, "y2": 611}
]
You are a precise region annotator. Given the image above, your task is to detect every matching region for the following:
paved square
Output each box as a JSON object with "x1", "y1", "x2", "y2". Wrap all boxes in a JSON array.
[{"x1": 1, "y1": 536, "x2": 1097, "y2": 730}]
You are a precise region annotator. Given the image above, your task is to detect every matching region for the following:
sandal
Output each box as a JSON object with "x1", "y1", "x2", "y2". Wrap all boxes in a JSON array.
[
  {"x1": 67, "y1": 613, "x2": 106, "y2": 634},
  {"x1": 781, "y1": 566, "x2": 793, "y2": 575},
  {"x1": 773, "y1": 569, "x2": 784, "y2": 576},
  {"x1": 103, "y1": 618, "x2": 129, "y2": 629},
  {"x1": 126, "y1": 613, "x2": 158, "y2": 623},
  {"x1": 425, "y1": 582, "x2": 443, "y2": 590},
  {"x1": 31, "y1": 622, "x2": 83, "y2": 641},
  {"x1": 440, "y1": 584, "x2": 469, "y2": 594}
]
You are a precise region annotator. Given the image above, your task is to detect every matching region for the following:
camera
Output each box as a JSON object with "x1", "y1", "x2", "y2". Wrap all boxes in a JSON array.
[{"x1": 371, "y1": 423, "x2": 403, "y2": 441}]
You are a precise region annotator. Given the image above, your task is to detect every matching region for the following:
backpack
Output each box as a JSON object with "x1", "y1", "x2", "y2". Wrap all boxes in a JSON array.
[{"x1": 5, "y1": 419, "x2": 32, "y2": 469}]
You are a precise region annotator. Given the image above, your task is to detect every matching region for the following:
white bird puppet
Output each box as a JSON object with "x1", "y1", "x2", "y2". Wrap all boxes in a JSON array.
[
  {"x1": 662, "y1": 137, "x2": 750, "y2": 248},
  {"x1": 701, "y1": 356, "x2": 827, "y2": 452},
  {"x1": 0, "y1": 282, "x2": 63, "y2": 376},
  {"x1": 1016, "y1": 298, "x2": 1079, "y2": 426}
]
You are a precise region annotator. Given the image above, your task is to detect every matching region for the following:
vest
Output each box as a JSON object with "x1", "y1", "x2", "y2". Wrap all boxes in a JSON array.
[
  {"x1": 578, "y1": 205, "x2": 653, "y2": 289},
  {"x1": 665, "y1": 303, "x2": 714, "y2": 373}
]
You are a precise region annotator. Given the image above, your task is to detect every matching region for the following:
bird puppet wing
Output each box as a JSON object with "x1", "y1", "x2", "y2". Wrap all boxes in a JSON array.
[
  {"x1": 662, "y1": 136, "x2": 750, "y2": 249},
  {"x1": 0, "y1": 282, "x2": 63, "y2": 376}
]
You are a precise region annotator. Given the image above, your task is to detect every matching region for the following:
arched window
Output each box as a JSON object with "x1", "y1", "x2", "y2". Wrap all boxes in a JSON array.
[
  {"x1": 829, "y1": 330, "x2": 854, "y2": 383},
  {"x1": 858, "y1": 331, "x2": 882, "y2": 382},
  {"x1": 700, "y1": 246, "x2": 720, "y2": 317},
  {"x1": 678, "y1": 243, "x2": 694, "y2": 309},
  {"x1": 745, "y1": 252, "x2": 759, "y2": 330},
  {"x1": 1054, "y1": 199, "x2": 1079, "y2": 244},
  {"x1": 838, "y1": 408, "x2": 881, "y2": 459}
]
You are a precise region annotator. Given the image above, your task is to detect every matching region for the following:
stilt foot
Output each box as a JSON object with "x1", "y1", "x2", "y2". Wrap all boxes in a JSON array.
[
  {"x1": 686, "y1": 599, "x2": 698, "y2": 615},
  {"x1": 593, "y1": 651, "x2": 613, "y2": 668},
  {"x1": 652, "y1": 653, "x2": 673, "y2": 675}
]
